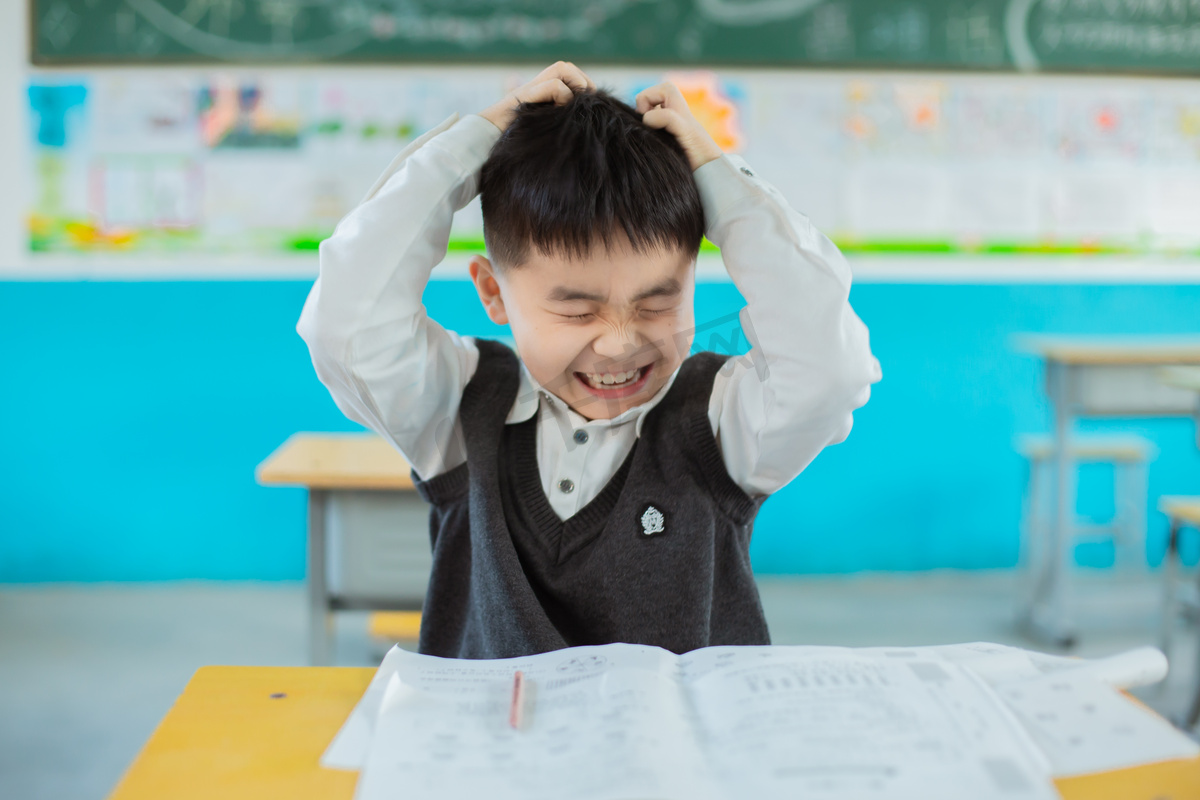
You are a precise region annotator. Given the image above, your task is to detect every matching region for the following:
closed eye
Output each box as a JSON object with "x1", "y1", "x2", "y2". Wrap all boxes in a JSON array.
[{"x1": 559, "y1": 313, "x2": 594, "y2": 321}]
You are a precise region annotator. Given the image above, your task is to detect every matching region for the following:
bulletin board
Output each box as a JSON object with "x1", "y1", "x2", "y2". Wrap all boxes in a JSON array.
[{"x1": 23, "y1": 67, "x2": 1200, "y2": 275}]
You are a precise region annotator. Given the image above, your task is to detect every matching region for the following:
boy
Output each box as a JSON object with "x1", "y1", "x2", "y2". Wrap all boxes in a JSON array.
[{"x1": 299, "y1": 62, "x2": 880, "y2": 659}]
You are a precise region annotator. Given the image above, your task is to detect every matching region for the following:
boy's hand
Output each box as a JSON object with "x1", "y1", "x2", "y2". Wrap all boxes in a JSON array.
[
  {"x1": 635, "y1": 83, "x2": 724, "y2": 172},
  {"x1": 479, "y1": 62, "x2": 595, "y2": 132}
]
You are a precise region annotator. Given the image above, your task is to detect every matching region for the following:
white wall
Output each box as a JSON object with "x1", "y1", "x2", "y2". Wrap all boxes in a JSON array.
[
  {"x1": 1, "y1": 0, "x2": 26, "y2": 270},
  {"x1": 7, "y1": 1, "x2": 1200, "y2": 283}
]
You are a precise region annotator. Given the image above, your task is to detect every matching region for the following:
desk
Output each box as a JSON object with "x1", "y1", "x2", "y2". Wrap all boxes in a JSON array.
[
  {"x1": 107, "y1": 665, "x2": 1200, "y2": 800},
  {"x1": 257, "y1": 433, "x2": 431, "y2": 665},
  {"x1": 1017, "y1": 336, "x2": 1200, "y2": 647}
]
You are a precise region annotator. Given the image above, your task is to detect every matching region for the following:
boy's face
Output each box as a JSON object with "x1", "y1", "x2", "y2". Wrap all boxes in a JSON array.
[{"x1": 470, "y1": 237, "x2": 696, "y2": 421}]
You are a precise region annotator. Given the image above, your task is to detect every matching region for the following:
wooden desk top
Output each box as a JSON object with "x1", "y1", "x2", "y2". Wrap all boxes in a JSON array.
[
  {"x1": 1161, "y1": 497, "x2": 1200, "y2": 527},
  {"x1": 257, "y1": 433, "x2": 415, "y2": 491},
  {"x1": 108, "y1": 665, "x2": 1200, "y2": 800},
  {"x1": 1015, "y1": 336, "x2": 1200, "y2": 366},
  {"x1": 1160, "y1": 366, "x2": 1200, "y2": 392}
]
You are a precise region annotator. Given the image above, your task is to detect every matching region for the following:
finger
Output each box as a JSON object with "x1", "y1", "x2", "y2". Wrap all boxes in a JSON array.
[
  {"x1": 538, "y1": 61, "x2": 593, "y2": 93},
  {"x1": 635, "y1": 84, "x2": 669, "y2": 114},
  {"x1": 635, "y1": 82, "x2": 684, "y2": 113},
  {"x1": 519, "y1": 78, "x2": 574, "y2": 107},
  {"x1": 641, "y1": 107, "x2": 683, "y2": 135},
  {"x1": 556, "y1": 61, "x2": 596, "y2": 91}
]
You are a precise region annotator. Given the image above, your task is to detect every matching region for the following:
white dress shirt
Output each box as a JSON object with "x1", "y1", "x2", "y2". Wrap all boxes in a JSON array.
[{"x1": 298, "y1": 113, "x2": 881, "y2": 520}]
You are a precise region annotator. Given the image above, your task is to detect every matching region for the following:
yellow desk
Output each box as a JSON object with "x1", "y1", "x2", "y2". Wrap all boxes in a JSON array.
[
  {"x1": 1015, "y1": 336, "x2": 1200, "y2": 647},
  {"x1": 108, "y1": 665, "x2": 1200, "y2": 800},
  {"x1": 257, "y1": 434, "x2": 428, "y2": 664},
  {"x1": 257, "y1": 433, "x2": 416, "y2": 491}
]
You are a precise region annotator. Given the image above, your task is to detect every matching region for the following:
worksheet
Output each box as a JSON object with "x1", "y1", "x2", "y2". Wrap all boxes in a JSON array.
[
  {"x1": 685, "y1": 652, "x2": 1054, "y2": 800},
  {"x1": 352, "y1": 644, "x2": 1058, "y2": 800},
  {"x1": 327, "y1": 640, "x2": 1177, "y2": 786},
  {"x1": 355, "y1": 644, "x2": 716, "y2": 800},
  {"x1": 324, "y1": 641, "x2": 673, "y2": 770},
  {"x1": 997, "y1": 671, "x2": 1199, "y2": 777}
]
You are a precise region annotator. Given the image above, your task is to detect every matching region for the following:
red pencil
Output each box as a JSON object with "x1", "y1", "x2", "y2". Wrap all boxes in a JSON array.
[{"x1": 509, "y1": 670, "x2": 526, "y2": 730}]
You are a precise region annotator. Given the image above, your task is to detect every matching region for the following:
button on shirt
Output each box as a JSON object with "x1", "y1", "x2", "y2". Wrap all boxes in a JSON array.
[
  {"x1": 509, "y1": 362, "x2": 680, "y2": 518},
  {"x1": 298, "y1": 113, "x2": 881, "y2": 521}
]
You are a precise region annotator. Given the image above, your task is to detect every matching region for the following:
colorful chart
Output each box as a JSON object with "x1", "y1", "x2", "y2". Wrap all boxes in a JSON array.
[{"x1": 25, "y1": 68, "x2": 1200, "y2": 265}]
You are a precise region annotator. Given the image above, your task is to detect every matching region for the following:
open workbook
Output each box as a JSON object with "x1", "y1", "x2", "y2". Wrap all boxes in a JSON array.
[{"x1": 323, "y1": 641, "x2": 1194, "y2": 800}]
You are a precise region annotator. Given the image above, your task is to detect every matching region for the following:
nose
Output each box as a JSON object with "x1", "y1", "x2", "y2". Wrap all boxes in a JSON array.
[{"x1": 592, "y1": 321, "x2": 642, "y2": 364}]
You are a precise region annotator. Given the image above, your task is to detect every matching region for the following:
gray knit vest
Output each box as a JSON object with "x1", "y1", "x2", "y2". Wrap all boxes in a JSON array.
[{"x1": 412, "y1": 339, "x2": 770, "y2": 659}]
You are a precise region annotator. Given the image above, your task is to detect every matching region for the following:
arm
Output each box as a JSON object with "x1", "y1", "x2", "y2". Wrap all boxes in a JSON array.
[
  {"x1": 298, "y1": 63, "x2": 595, "y2": 479},
  {"x1": 296, "y1": 114, "x2": 498, "y2": 479},
  {"x1": 698, "y1": 156, "x2": 881, "y2": 495},
  {"x1": 636, "y1": 82, "x2": 880, "y2": 496}
]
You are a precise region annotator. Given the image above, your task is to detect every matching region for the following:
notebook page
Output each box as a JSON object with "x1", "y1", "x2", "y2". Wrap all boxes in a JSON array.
[
  {"x1": 323, "y1": 642, "x2": 676, "y2": 770},
  {"x1": 684, "y1": 651, "x2": 1058, "y2": 800},
  {"x1": 322, "y1": 644, "x2": 412, "y2": 769},
  {"x1": 996, "y1": 671, "x2": 1199, "y2": 777},
  {"x1": 353, "y1": 642, "x2": 716, "y2": 800}
]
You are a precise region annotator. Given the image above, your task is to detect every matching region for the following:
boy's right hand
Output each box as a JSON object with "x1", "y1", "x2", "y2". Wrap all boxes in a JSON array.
[{"x1": 478, "y1": 62, "x2": 595, "y2": 132}]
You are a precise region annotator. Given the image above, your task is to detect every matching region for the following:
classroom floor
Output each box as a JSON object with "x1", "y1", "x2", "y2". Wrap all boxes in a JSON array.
[{"x1": 2, "y1": 570, "x2": 1197, "y2": 800}]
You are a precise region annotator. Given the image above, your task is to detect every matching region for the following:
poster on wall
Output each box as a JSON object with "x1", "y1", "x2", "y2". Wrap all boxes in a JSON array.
[{"x1": 24, "y1": 68, "x2": 1200, "y2": 272}]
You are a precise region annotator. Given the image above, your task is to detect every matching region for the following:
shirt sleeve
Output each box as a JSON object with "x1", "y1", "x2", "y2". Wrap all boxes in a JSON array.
[
  {"x1": 697, "y1": 155, "x2": 882, "y2": 497},
  {"x1": 296, "y1": 113, "x2": 502, "y2": 479}
]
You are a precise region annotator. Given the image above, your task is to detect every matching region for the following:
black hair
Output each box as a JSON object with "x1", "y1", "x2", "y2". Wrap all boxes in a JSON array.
[{"x1": 479, "y1": 88, "x2": 705, "y2": 268}]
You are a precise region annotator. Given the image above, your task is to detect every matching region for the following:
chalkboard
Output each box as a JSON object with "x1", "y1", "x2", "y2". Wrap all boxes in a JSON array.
[{"x1": 30, "y1": 0, "x2": 1200, "y2": 74}]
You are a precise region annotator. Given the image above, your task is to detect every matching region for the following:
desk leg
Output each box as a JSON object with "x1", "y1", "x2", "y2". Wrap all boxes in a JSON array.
[
  {"x1": 1160, "y1": 518, "x2": 1181, "y2": 664},
  {"x1": 307, "y1": 489, "x2": 333, "y2": 666},
  {"x1": 1186, "y1": 523, "x2": 1200, "y2": 730},
  {"x1": 1028, "y1": 362, "x2": 1078, "y2": 648}
]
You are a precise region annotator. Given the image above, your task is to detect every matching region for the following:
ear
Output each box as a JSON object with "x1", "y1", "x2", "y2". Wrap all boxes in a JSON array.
[{"x1": 468, "y1": 254, "x2": 509, "y2": 326}]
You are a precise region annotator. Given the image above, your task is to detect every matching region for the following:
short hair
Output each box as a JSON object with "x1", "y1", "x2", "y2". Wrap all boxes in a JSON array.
[{"x1": 479, "y1": 89, "x2": 705, "y2": 268}]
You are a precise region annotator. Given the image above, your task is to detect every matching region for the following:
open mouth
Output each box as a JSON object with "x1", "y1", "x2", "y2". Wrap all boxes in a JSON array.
[{"x1": 574, "y1": 363, "x2": 653, "y2": 399}]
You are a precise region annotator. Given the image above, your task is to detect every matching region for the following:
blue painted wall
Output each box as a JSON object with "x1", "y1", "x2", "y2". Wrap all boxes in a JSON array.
[{"x1": 2, "y1": 280, "x2": 1198, "y2": 581}]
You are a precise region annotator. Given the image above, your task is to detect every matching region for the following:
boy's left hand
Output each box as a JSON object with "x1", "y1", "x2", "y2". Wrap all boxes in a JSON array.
[{"x1": 635, "y1": 82, "x2": 724, "y2": 172}]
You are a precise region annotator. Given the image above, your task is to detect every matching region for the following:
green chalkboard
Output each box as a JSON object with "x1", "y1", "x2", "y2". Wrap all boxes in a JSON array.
[{"x1": 30, "y1": 0, "x2": 1200, "y2": 74}]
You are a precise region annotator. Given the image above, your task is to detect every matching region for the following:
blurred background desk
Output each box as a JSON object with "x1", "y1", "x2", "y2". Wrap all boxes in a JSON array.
[
  {"x1": 257, "y1": 434, "x2": 430, "y2": 665},
  {"x1": 1018, "y1": 337, "x2": 1200, "y2": 648}
]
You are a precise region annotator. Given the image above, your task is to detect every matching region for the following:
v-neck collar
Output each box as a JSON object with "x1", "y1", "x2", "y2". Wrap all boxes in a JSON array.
[{"x1": 507, "y1": 415, "x2": 637, "y2": 565}]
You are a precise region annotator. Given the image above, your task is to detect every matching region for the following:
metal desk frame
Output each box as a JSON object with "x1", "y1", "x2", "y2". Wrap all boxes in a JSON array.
[
  {"x1": 258, "y1": 433, "x2": 428, "y2": 666},
  {"x1": 1018, "y1": 337, "x2": 1200, "y2": 648}
]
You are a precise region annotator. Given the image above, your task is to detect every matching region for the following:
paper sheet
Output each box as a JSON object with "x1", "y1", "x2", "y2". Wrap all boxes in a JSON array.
[
  {"x1": 997, "y1": 672, "x2": 1199, "y2": 777},
  {"x1": 855, "y1": 642, "x2": 1168, "y2": 690},
  {"x1": 684, "y1": 652, "x2": 1056, "y2": 800},
  {"x1": 352, "y1": 645, "x2": 1057, "y2": 800},
  {"x1": 324, "y1": 642, "x2": 1173, "y2": 773},
  {"x1": 325, "y1": 642, "x2": 670, "y2": 770},
  {"x1": 322, "y1": 644, "x2": 412, "y2": 769},
  {"x1": 354, "y1": 643, "x2": 716, "y2": 800}
]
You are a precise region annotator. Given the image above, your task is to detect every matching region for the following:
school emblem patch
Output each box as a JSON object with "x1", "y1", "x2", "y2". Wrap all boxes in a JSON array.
[{"x1": 640, "y1": 505, "x2": 665, "y2": 537}]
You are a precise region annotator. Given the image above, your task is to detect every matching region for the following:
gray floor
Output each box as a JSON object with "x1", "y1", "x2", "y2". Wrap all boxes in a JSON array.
[{"x1": 1, "y1": 571, "x2": 1197, "y2": 800}]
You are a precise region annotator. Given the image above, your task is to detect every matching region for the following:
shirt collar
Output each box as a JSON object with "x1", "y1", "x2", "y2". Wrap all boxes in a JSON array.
[{"x1": 506, "y1": 360, "x2": 681, "y2": 437}]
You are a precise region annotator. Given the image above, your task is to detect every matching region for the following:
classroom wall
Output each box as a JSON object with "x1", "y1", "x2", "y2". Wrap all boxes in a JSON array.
[
  {"x1": 2, "y1": 279, "x2": 1199, "y2": 582},
  {"x1": 3, "y1": 2, "x2": 1199, "y2": 581}
]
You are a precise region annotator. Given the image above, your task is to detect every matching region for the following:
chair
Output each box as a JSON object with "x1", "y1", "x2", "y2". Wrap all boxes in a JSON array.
[
  {"x1": 1016, "y1": 434, "x2": 1156, "y2": 647},
  {"x1": 1018, "y1": 434, "x2": 1156, "y2": 572}
]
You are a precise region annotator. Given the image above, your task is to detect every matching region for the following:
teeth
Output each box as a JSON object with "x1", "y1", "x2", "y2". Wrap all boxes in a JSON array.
[{"x1": 584, "y1": 368, "x2": 641, "y2": 388}]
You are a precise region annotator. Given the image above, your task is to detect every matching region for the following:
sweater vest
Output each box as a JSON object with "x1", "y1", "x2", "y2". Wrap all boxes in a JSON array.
[{"x1": 412, "y1": 339, "x2": 770, "y2": 658}]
